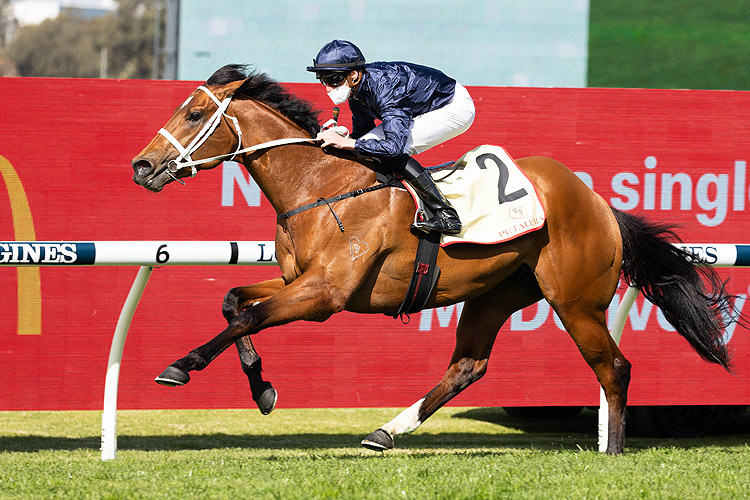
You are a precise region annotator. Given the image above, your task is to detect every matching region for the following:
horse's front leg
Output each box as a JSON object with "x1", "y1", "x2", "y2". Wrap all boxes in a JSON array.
[
  {"x1": 234, "y1": 336, "x2": 276, "y2": 414},
  {"x1": 156, "y1": 278, "x2": 285, "y2": 416},
  {"x1": 156, "y1": 270, "x2": 347, "y2": 387},
  {"x1": 224, "y1": 278, "x2": 286, "y2": 414},
  {"x1": 221, "y1": 277, "x2": 287, "y2": 323}
]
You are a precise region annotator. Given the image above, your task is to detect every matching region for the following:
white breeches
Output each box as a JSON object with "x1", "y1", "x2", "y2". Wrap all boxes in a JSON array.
[{"x1": 358, "y1": 83, "x2": 476, "y2": 156}]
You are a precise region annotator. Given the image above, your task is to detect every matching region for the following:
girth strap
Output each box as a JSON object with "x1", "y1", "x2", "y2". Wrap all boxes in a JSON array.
[{"x1": 393, "y1": 230, "x2": 442, "y2": 320}]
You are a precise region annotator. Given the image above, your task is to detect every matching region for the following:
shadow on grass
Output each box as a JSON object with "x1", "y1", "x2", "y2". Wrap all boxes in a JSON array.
[
  {"x1": 0, "y1": 431, "x2": 594, "y2": 453},
  {"x1": 3, "y1": 407, "x2": 748, "y2": 453},
  {"x1": 453, "y1": 407, "x2": 750, "y2": 449},
  {"x1": 452, "y1": 407, "x2": 599, "y2": 434}
]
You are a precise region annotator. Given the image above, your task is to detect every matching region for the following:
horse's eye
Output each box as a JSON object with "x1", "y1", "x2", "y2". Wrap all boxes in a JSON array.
[{"x1": 188, "y1": 111, "x2": 202, "y2": 122}]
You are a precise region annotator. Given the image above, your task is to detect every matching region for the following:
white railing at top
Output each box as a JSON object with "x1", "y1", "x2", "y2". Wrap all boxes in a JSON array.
[
  {"x1": 0, "y1": 240, "x2": 278, "y2": 267},
  {"x1": 2, "y1": 241, "x2": 748, "y2": 458}
]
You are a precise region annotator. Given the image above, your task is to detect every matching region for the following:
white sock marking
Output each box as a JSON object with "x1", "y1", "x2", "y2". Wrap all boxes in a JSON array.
[{"x1": 382, "y1": 398, "x2": 425, "y2": 436}]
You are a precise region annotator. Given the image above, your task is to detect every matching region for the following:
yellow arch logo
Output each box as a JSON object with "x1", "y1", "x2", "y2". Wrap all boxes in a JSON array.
[{"x1": 0, "y1": 155, "x2": 41, "y2": 335}]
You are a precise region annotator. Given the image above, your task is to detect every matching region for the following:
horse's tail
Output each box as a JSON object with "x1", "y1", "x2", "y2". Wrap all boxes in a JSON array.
[{"x1": 612, "y1": 207, "x2": 736, "y2": 372}]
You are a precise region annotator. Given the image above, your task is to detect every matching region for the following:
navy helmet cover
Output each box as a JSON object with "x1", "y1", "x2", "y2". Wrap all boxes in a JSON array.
[{"x1": 307, "y1": 40, "x2": 366, "y2": 72}]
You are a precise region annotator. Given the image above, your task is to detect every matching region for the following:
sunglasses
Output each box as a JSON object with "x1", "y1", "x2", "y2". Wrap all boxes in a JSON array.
[{"x1": 317, "y1": 72, "x2": 348, "y2": 87}]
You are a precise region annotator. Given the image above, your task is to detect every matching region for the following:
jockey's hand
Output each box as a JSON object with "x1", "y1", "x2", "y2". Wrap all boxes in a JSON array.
[{"x1": 316, "y1": 128, "x2": 356, "y2": 151}]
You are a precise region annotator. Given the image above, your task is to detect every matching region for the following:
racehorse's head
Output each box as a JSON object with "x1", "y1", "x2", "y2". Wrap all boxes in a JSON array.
[
  {"x1": 133, "y1": 65, "x2": 321, "y2": 193},
  {"x1": 131, "y1": 77, "x2": 245, "y2": 192}
]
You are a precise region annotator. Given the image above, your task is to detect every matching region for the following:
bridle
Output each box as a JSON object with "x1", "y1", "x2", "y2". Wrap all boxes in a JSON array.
[
  {"x1": 156, "y1": 84, "x2": 399, "y2": 231},
  {"x1": 157, "y1": 85, "x2": 316, "y2": 184}
]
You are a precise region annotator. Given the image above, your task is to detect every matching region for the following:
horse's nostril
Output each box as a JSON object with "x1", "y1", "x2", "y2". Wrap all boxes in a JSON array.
[{"x1": 132, "y1": 158, "x2": 153, "y2": 176}]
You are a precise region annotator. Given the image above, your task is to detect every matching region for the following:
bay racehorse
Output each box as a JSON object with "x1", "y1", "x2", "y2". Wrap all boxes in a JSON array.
[{"x1": 131, "y1": 65, "x2": 736, "y2": 454}]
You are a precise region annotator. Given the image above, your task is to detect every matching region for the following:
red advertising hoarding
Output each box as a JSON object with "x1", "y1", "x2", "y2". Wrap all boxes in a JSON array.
[{"x1": 1, "y1": 76, "x2": 749, "y2": 410}]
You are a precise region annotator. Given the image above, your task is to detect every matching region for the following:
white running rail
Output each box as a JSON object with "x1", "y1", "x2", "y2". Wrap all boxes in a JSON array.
[{"x1": 3, "y1": 241, "x2": 747, "y2": 457}]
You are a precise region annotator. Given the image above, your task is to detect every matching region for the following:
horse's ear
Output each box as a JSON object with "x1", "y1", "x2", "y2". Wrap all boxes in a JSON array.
[{"x1": 212, "y1": 79, "x2": 247, "y2": 100}]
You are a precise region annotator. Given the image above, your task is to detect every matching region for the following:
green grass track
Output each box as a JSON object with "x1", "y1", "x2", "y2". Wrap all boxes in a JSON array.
[{"x1": 2, "y1": 408, "x2": 750, "y2": 499}]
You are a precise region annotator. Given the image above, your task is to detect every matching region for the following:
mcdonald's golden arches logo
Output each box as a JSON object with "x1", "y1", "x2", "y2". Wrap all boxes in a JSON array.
[{"x1": 0, "y1": 155, "x2": 41, "y2": 335}]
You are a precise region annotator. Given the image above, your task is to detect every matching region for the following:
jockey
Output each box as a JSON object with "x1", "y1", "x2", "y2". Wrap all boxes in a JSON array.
[{"x1": 307, "y1": 39, "x2": 475, "y2": 235}]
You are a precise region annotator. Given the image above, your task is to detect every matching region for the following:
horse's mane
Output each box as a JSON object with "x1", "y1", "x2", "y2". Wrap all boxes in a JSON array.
[{"x1": 206, "y1": 64, "x2": 320, "y2": 138}]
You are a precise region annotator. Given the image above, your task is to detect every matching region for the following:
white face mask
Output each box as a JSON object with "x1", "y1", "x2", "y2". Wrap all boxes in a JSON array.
[{"x1": 327, "y1": 83, "x2": 351, "y2": 105}]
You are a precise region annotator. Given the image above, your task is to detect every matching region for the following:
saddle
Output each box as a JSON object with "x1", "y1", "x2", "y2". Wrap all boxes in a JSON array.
[
  {"x1": 279, "y1": 146, "x2": 546, "y2": 320},
  {"x1": 391, "y1": 145, "x2": 547, "y2": 318},
  {"x1": 277, "y1": 158, "x2": 443, "y2": 320}
]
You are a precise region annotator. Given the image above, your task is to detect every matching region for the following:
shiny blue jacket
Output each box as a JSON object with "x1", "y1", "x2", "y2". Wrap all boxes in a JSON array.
[{"x1": 349, "y1": 61, "x2": 456, "y2": 158}]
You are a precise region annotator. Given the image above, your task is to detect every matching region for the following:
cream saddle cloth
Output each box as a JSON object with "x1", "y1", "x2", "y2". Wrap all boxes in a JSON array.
[{"x1": 409, "y1": 145, "x2": 546, "y2": 247}]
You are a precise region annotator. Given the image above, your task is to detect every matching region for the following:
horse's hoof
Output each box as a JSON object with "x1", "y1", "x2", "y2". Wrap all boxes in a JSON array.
[
  {"x1": 256, "y1": 387, "x2": 278, "y2": 415},
  {"x1": 361, "y1": 429, "x2": 394, "y2": 451},
  {"x1": 154, "y1": 365, "x2": 190, "y2": 386}
]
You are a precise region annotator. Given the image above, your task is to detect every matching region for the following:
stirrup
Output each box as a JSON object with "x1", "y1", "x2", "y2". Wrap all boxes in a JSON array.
[{"x1": 411, "y1": 210, "x2": 462, "y2": 235}]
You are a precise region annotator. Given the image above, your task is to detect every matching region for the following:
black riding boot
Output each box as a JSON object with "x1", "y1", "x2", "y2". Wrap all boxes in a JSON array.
[{"x1": 396, "y1": 156, "x2": 462, "y2": 235}]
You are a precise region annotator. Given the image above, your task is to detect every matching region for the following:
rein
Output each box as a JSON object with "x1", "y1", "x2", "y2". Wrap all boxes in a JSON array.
[{"x1": 157, "y1": 85, "x2": 317, "y2": 183}]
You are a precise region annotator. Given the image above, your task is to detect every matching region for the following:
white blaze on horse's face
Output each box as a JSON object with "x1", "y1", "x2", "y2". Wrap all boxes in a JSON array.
[{"x1": 180, "y1": 95, "x2": 194, "y2": 109}]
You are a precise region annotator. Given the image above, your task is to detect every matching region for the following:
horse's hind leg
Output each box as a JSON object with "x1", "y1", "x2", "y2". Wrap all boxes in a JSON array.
[
  {"x1": 534, "y1": 219, "x2": 631, "y2": 453},
  {"x1": 362, "y1": 273, "x2": 542, "y2": 451},
  {"x1": 553, "y1": 304, "x2": 631, "y2": 454},
  {"x1": 535, "y1": 228, "x2": 630, "y2": 453}
]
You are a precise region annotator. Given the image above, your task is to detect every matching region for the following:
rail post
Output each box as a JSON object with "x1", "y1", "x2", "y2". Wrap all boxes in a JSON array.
[{"x1": 101, "y1": 265, "x2": 153, "y2": 461}]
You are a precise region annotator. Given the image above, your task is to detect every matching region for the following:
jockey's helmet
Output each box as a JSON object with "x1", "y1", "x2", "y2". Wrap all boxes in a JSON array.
[{"x1": 306, "y1": 40, "x2": 366, "y2": 76}]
